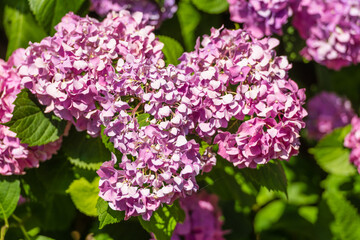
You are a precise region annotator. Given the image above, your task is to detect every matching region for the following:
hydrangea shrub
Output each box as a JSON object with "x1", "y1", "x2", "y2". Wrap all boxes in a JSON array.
[{"x1": 0, "y1": 0, "x2": 359, "y2": 239}]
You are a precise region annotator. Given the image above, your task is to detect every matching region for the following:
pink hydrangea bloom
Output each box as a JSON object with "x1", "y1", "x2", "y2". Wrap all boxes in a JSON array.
[
  {"x1": 19, "y1": 11, "x2": 164, "y2": 136},
  {"x1": 0, "y1": 59, "x2": 22, "y2": 123},
  {"x1": 0, "y1": 55, "x2": 62, "y2": 175},
  {"x1": 344, "y1": 117, "x2": 360, "y2": 173},
  {"x1": 292, "y1": 0, "x2": 360, "y2": 70},
  {"x1": 171, "y1": 191, "x2": 226, "y2": 240},
  {"x1": 306, "y1": 92, "x2": 355, "y2": 140},
  {"x1": 90, "y1": 0, "x2": 177, "y2": 26},
  {"x1": 228, "y1": 0, "x2": 293, "y2": 38},
  {"x1": 98, "y1": 124, "x2": 202, "y2": 221},
  {"x1": 177, "y1": 27, "x2": 307, "y2": 168},
  {"x1": 97, "y1": 53, "x2": 216, "y2": 221}
]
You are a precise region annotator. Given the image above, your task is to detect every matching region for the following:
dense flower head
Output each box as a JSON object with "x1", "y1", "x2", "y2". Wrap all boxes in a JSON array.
[
  {"x1": 0, "y1": 57, "x2": 62, "y2": 175},
  {"x1": 97, "y1": 59, "x2": 217, "y2": 220},
  {"x1": 177, "y1": 27, "x2": 307, "y2": 168},
  {"x1": 344, "y1": 116, "x2": 360, "y2": 173},
  {"x1": 171, "y1": 191, "x2": 226, "y2": 240},
  {"x1": 19, "y1": 11, "x2": 164, "y2": 136},
  {"x1": 90, "y1": 0, "x2": 177, "y2": 26},
  {"x1": 228, "y1": 0, "x2": 293, "y2": 38},
  {"x1": 0, "y1": 59, "x2": 22, "y2": 123},
  {"x1": 292, "y1": 0, "x2": 360, "y2": 70},
  {"x1": 97, "y1": 124, "x2": 202, "y2": 220},
  {"x1": 306, "y1": 92, "x2": 355, "y2": 140}
]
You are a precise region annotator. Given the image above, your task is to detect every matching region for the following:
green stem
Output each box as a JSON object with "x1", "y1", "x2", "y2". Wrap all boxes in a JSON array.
[
  {"x1": 12, "y1": 215, "x2": 30, "y2": 240},
  {"x1": 0, "y1": 204, "x2": 9, "y2": 240}
]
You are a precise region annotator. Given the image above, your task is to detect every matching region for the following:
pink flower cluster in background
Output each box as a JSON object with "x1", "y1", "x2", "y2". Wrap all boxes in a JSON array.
[
  {"x1": 171, "y1": 191, "x2": 226, "y2": 240},
  {"x1": 0, "y1": 54, "x2": 62, "y2": 175},
  {"x1": 90, "y1": 0, "x2": 177, "y2": 27},
  {"x1": 227, "y1": 0, "x2": 360, "y2": 70},
  {"x1": 293, "y1": 0, "x2": 360, "y2": 70},
  {"x1": 344, "y1": 117, "x2": 360, "y2": 173},
  {"x1": 228, "y1": 0, "x2": 293, "y2": 38},
  {"x1": 306, "y1": 92, "x2": 355, "y2": 140}
]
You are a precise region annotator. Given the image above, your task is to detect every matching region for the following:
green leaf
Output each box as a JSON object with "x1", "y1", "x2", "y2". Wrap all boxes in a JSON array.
[
  {"x1": 157, "y1": 35, "x2": 184, "y2": 65},
  {"x1": 298, "y1": 206, "x2": 318, "y2": 224},
  {"x1": 309, "y1": 125, "x2": 356, "y2": 176},
  {"x1": 3, "y1": 89, "x2": 66, "y2": 146},
  {"x1": 96, "y1": 198, "x2": 125, "y2": 229},
  {"x1": 35, "y1": 236, "x2": 55, "y2": 240},
  {"x1": 27, "y1": 0, "x2": 85, "y2": 34},
  {"x1": 93, "y1": 233, "x2": 114, "y2": 240},
  {"x1": 177, "y1": 1, "x2": 201, "y2": 51},
  {"x1": 27, "y1": 227, "x2": 41, "y2": 237},
  {"x1": 203, "y1": 159, "x2": 257, "y2": 208},
  {"x1": 23, "y1": 153, "x2": 75, "y2": 197},
  {"x1": 62, "y1": 127, "x2": 111, "y2": 170},
  {"x1": 28, "y1": 0, "x2": 56, "y2": 31},
  {"x1": 314, "y1": 199, "x2": 335, "y2": 240},
  {"x1": 137, "y1": 113, "x2": 151, "y2": 128},
  {"x1": 324, "y1": 190, "x2": 360, "y2": 240},
  {"x1": 0, "y1": 177, "x2": 20, "y2": 220},
  {"x1": 31, "y1": 194, "x2": 76, "y2": 231},
  {"x1": 191, "y1": 0, "x2": 229, "y2": 14},
  {"x1": 199, "y1": 141, "x2": 210, "y2": 156},
  {"x1": 138, "y1": 201, "x2": 185, "y2": 240},
  {"x1": 3, "y1": 0, "x2": 47, "y2": 59},
  {"x1": 66, "y1": 177, "x2": 99, "y2": 217},
  {"x1": 240, "y1": 161, "x2": 288, "y2": 195},
  {"x1": 254, "y1": 200, "x2": 286, "y2": 233}
]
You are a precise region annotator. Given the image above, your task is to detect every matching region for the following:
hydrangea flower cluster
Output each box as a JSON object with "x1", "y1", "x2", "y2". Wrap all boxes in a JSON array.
[
  {"x1": 306, "y1": 92, "x2": 355, "y2": 140},
  {"x1": 292, "y1": 0, "x2": 360, "y2": 69},
  {"x1": 16, "y1": 10, "x2": 307, "y2": 220},
  {"x1": 177, "y1": 27, "x2": 307, "y2": 168},
  {"x1": 90, "y1": 0, "x2": 177, "y2": 26},
  {"x1": 227, "y1": 0, "x2": 293, "y2": 38},
  {"x1": 170, "y1": 191, "x2": 226, "y2": 240},
  {"x1": 98, "y1": 125, "x2": 202, "y2": 220},
  {"x1": 19, "y1": 11, "x2": 163, "y2": 136},
  {"x1": 344, "y1": 117, "x2": 360, "y2": 173},
  {"x1": 97, "y1": 58, "x2": 218, "y2": 220},
  {"x1": 0, "y1": 56, "x2": 62, "y2": 175}
]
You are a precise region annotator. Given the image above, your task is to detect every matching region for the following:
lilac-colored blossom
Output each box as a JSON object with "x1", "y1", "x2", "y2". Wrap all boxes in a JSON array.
[
  {"x1": 344, "y1": 116, "x2": 360, "y2": 173},
  {"x1": 97, "y1": 57, "x2": 216, "y2": 221},
  {"x1": 90, "y1": 0, "x2": 177, "y2": 26},
  {"x1": 171, "y1": 191, "x2": 226, "y2": 240},
  {"x1": 0, "y1": 59, "x2": 22, "y2": 123},
  {"x1": 177, "y1": 27, "x2": 307, "y2": 168},
  {"x1": 19, "y1": 11, "x2": 164, "y2": 136},
  {"x1": 228, "y1": 0, "x2": 293, "y2": 38},
  {"x1": 98, "y1": 124, "x2": 202, "y2": 221},
  {"x1": 292, "y1": 0, "x2": 360, "y2": 69},
  {"x1": 306, "y1": 92, "x2": 355, "y2": 140}
]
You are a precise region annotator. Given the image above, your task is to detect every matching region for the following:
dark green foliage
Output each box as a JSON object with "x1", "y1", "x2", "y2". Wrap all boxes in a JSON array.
[
  {"x1": 62, "y1": 127, "x2": 111, "y2": 170},
  {"x1": 138, "y1": 201, "x2": 185, "y2": 240},
  {"x1": 309, "y1": 125, "x2": 356, "y2": 176},
  {"x1": 3, "y1": 89, "x2": 66, "y2": 147},
  {"x1": 97, "y1": 198, "x2": 125, "y2": 230}
]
